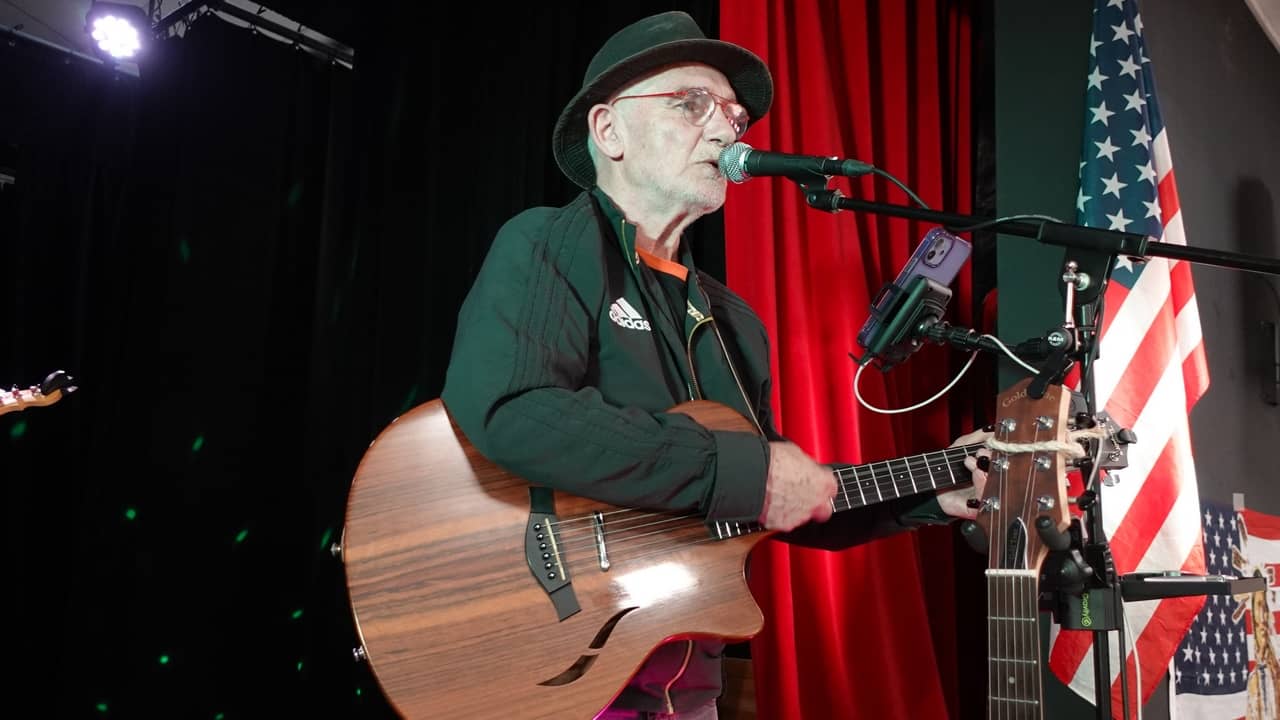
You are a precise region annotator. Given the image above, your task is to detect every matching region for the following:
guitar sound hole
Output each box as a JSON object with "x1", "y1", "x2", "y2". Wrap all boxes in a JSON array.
[
  {"x1": 590, "y1": 607, "x2": 638, "y2": 649},
  {"x1": 537, "y1": 654, "x2": 597, "y2": 687},
  {"x1": 536, "y1": 607, "x2": 640, "y2": 687}
]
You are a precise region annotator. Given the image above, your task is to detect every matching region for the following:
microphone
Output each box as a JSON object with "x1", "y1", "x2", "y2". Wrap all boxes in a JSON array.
[{"x1": 718, "y1": 142, "x2": 875, "y2": 183}]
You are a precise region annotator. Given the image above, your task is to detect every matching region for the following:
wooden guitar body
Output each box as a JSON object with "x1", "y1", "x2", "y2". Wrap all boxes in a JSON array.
[{"x1": 341, "y1": 399, "x2": 767, "y2": 719}]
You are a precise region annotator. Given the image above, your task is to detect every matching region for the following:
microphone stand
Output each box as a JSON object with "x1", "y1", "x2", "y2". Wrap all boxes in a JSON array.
[{"x1": 793, "y1": 182, "x2": 1277, "y2": 719}]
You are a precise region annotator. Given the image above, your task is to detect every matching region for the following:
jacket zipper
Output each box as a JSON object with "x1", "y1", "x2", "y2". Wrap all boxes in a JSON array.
[
  {"x1": 690, "y1": 287, "x2": 766, "y2": 436},
  {"x1": 685, "y1": 316, "x2": 712, "y2": 400}
]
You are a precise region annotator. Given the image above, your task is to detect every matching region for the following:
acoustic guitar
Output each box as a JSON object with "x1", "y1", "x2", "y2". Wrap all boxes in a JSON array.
[
  {"x1": 972, "y1": 377, "x2": 1101, "y2": 719},
  {"x1": 340, "y1": 398, "x2": 983, "y2": 719}
]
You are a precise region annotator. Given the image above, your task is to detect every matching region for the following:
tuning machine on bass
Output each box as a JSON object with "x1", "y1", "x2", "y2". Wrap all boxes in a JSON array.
[{"x1": 1, "y1": 369, "x2": 78, "y2": 417}]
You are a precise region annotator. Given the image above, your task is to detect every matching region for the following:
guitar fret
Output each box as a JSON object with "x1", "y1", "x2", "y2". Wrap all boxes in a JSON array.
[
  {"x1": 851, "y1": 466, "x2": 868, "y2": 506},
  {"x1": 925, "y1": 452, "x2": 941, "y2": 489},
  {"x1": 904, "y1": 455, "x2": 919, "y2": 494},
  {"x1": 990, "y1": 697, "x2": 1039, "y2": 705},
  {"x1": 869, "y1": 464, "x2": 884, "y2": 502},
  {"x1": 838, "y1": 468, "x2": 851, "y2": 509}
]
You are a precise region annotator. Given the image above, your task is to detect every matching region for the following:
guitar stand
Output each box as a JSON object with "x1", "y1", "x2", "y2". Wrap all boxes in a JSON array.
[{"x1": 1038, "y1": 500, "x2": 1265, "y2": 720}]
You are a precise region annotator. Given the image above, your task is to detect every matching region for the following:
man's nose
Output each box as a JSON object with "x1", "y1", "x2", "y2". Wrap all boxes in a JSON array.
[{"x1": 703, "y1": 107, "x2": 738, "y2": 146}]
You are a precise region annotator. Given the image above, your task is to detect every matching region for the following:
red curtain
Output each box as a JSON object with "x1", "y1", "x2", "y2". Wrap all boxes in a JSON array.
[{"x1": 721, "y1": 2, "x2": 978, "y2": 718}]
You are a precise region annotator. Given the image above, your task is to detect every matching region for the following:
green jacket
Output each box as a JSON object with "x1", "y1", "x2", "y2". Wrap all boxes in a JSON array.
[{"x1": 441, "y1": 188, "x2": 947, "y2": 713}]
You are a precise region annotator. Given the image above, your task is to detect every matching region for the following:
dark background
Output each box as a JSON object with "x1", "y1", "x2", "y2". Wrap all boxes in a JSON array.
[
  {"x1": 2, "y1": 1, "x2": 1277, "y2": 718},
  {"x1": 2, "y1": 3, "x2": 725, "y2": 717}
]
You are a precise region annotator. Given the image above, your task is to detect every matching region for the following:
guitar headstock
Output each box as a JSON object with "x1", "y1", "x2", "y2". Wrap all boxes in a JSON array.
[
  {"x1": 974, "y1": 377, "x2": 1074, "y2": 573},
  {"x1": 2, "y1": 370, "x2": 78, "y2": 417}
]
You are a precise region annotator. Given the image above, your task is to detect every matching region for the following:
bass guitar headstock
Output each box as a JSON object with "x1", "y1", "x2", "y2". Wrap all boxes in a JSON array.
[{"x1": 1, "y1": 370, "x2": 78, "y2": 417}]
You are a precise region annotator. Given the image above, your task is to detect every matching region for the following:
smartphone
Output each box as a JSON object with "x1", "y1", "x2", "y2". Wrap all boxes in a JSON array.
[{"x1": 856, "y1": 226, "x2": 972, "y2": 349}]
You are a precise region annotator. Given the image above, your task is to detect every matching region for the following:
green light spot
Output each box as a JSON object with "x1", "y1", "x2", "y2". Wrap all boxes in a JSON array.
[
  {"x1": 9, "y1": 419, "x2": 27, "y2": 439},
  {"x1": 96, "y1": 703, "x2": 109, "y2": 713},
  {"x1": 214, "y1": 714, "x2": 224, "y2": 720},
  {"x1": 124, "y1": 508, "x2": 137, "y2": 521},
  {"x1": 234, "y1": 529, "x2": 249, "y2": 544},
  {"x1": 179, "y1": 237, "x2": 191, "y2": 263},
  {"x1": 296, "y1": 661, "x2": 303, "y2": 672},
  {"x1": 158, "y1": 654, "x2": 170, "y2": 665},
  {"x1": 192, "y1": 435, "x2": 204, "y2": 452},
  {"x1": 319, "y1": 527, "x2": 333, "y2": 551},
  {"x1": 288, "y1": 181, "x2": 304, "y2": 207},
  {"x1": 355, "y1": 688, "x2": 362, "y2": 697},
  {"x1": 291, "y1": 608, "x2": 303, "y2": 620}
]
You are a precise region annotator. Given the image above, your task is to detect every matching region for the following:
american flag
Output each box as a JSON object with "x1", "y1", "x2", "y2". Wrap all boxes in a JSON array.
[
  {"x1": 1046, "y1": 0, "x2": 1212, "y2": 715},
  {"x1": 1172, "y1": 500, "x2": 1280, "y2": 720}
]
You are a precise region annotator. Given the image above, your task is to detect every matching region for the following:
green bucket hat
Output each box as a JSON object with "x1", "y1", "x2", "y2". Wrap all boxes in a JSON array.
[{"x1": 551, "y1": 11, "x2": 774, "y2": 189}]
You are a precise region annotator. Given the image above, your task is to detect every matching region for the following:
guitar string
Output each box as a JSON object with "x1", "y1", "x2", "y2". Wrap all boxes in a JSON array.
[
  {"x1": 1018, "y1": 425, "x2": 1042, "y2": 708},
  {"x1": 1012, "y1": 425, "x2": 1036, "y2": 711},
  {"x1": 995, "y1": 473, "x2": 1003, "y2": 719},
  {"x1": 992, "y1": 431, "x2": 1005, "y2": 719},
  {"x1": 541, "y1": 442, "x2": 983, "y2": 542},
  {"x1": 994, "y1": 416, "x2": 1082, "y2": 712},
  {"x1": 548, "y1": 453, "x2": 981, "y2": 562},
  {"x1": 547, "y1": 458, "x2": 983, "y2": 566},
  {"x1": 988, "y1": 571, "x2": 996, "y2": 720},
  {"x1": 541, "y1": 448, "x2": 981, "y2": 559},
  {"x1": 544, "y1": 448, "x2": 982, "y2": 558}
]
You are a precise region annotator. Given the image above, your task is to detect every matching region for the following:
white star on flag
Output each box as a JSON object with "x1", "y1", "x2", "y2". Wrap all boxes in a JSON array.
[
  {"x1": 1118, "y1": 56, "x2": 1141, "y2": 78},
  {"x1": 1088, "y1": 65, "x2": 1108, "y2": 90},
  {"x1": 1095, "y1": 136, "x2": 1120, "y2": 160},
  {"x1": 1101, "y1": 172, "x2": 1127, "y2": 197},
  {"x1": 1106, "y1": 208, "x2": 1132, "y2": 231},
  {"x1": 1122, "y1": 88, "x2": 1146, "y2": 111},
  {"x1": 1091, "y1": 100, "x2": 1116, "y2": 125}
]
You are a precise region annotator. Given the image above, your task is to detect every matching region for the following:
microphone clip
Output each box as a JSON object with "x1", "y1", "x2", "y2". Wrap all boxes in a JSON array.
[{"x1": 802, "y1": 185, "x2": 845, "y2": 213}]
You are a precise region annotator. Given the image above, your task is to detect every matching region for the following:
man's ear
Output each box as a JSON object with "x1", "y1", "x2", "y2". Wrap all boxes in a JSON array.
[{"x1": 587, "y1": 104, "x2": 625, "y2": 161}]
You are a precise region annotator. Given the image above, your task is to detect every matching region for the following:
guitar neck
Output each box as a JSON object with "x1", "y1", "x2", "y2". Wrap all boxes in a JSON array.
[
  {"x1": 709, "y1": 442, "x2": 980, "y2": 539},
  {"x1": 831, "y1": 442, "x2": 981, "y2": 514},
  {"x1": 987, "y1": 569, "x2": 1044, "y2": 717}
]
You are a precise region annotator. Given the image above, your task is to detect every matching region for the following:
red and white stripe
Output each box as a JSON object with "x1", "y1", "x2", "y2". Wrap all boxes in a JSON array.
[{"x1": 1047, "y1": 125, "x2": 1211, "y2": 714}]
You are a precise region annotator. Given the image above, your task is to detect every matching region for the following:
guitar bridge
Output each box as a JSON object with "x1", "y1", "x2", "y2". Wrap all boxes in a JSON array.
[{"x1": 526, "y1": 487, "x2": 581, "y2": 621}]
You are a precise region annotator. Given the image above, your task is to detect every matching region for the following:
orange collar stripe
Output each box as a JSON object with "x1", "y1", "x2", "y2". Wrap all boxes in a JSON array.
[{"x1": 636, "y1": 248, "x2": 688, "y2": 281}]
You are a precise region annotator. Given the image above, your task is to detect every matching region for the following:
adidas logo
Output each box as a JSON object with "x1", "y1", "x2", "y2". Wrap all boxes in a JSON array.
[{"x1": 608, "y1": 297, "x2": 651, "y2": 331}]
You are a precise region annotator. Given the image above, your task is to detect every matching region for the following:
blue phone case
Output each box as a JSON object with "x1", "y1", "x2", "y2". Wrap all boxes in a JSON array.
[{"x1": 856, "y1": 227, "x2": 972, "y2": 348}]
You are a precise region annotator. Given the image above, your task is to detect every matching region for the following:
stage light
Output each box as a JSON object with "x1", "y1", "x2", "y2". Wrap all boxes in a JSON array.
[{"x1": 85, "y1": 1, "x2": 150, "y2": 61}]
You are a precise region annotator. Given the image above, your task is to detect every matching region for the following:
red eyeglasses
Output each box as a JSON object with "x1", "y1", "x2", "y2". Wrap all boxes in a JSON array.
[{"x1": 612, "y1": 87, "x2": 750, "y2": 139}]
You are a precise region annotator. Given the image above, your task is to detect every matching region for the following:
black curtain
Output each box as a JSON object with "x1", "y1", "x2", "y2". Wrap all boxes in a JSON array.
[{"x1": 2, "y1": 2, "x2": 717, "y2": 717}]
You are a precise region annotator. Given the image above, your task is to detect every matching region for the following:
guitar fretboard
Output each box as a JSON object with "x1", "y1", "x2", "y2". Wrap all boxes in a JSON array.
[
  {"x1": 987, "y1": 569, "x2": 1043, "y2": 718},
  {"x1": 711, "y1": 441, "x2": 983, "y2": 539}
]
